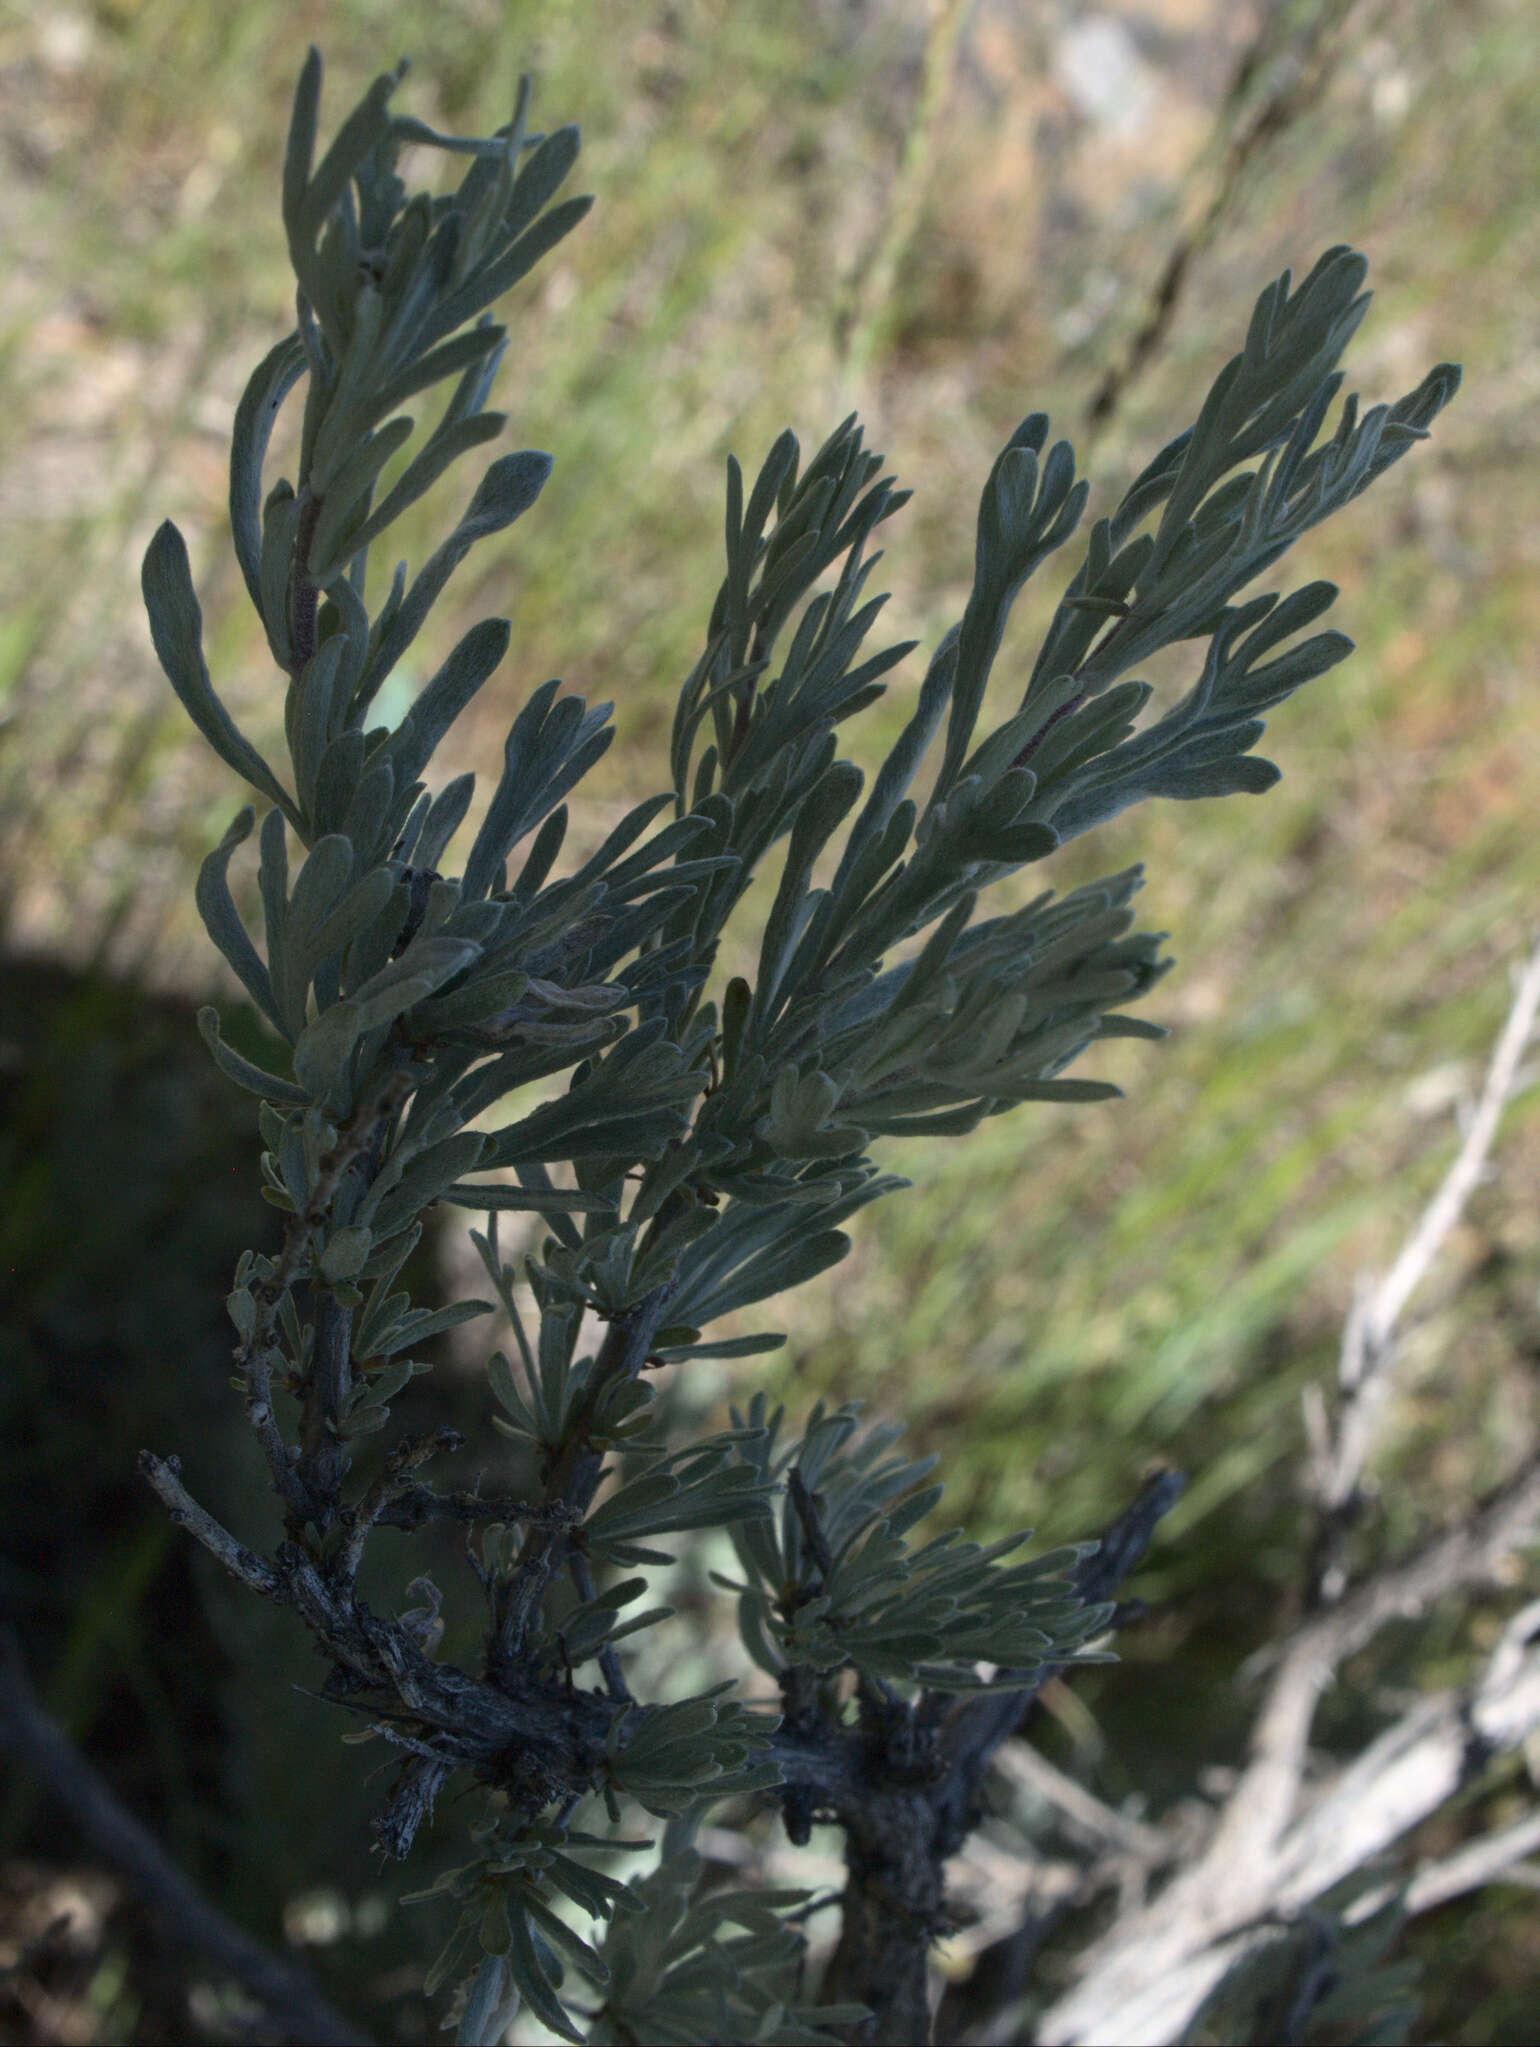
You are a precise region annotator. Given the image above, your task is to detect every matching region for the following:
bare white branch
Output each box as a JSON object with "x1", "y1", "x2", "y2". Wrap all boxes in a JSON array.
[
  {"x1": 1033, "y1": 945, "x2": 1540, "y2": 2047},
  {"x1": 1036, "y1": 1618, "x2": 1540, "y2": 2046},
  {"x1": 1316, "y1": 937, "x2": 1540, "y2": 1545},
  {"x1": 1404, "y1": 1813, "x2": 1540, "y2": 1915}
]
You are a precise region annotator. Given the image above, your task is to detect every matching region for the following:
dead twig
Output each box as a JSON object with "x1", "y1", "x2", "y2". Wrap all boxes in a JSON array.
[
  {"x1": 1032, "y1": 944, "x2": 1540, "y2": 2046},
  {"x1": 1307, "y1": 937, "x2": 1540, "y2": 1602}
]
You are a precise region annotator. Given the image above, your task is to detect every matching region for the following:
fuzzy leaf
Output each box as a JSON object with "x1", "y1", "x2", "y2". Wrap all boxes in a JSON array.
[
  {"x1": 194, "y1": 809, "x2": 283, "y2": 1031},
  {"x1": 142, "y1": 523, "x2": 294, "y2": 817},
  {"x1": 197, "y1": 1006, "x2": 308, "y2": 1105},
  {"x1": 229, "y1": 335, "x2": 308, "y2": 616}
]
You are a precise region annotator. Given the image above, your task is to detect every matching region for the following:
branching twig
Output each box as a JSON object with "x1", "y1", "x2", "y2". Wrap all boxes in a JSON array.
[
  {"x1": 130, "y1": 63, "x2": 1467, "y2": 2044},
  {"x1": 334, "y1": 1428, "x2": 464, "y2": 1586},
  {"x1": 137, "y1": 1453, "x2": 282, "y2": 1598},
  {"x1": 236, "y1": 1063, "x2": 418, "y2": 1528}
]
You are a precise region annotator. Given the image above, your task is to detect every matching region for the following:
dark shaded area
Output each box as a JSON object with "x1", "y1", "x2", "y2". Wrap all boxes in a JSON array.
[
  {"x1": 1, "y1": 963, "x2": 1536, "y2": 2045},
  {"x1": 0, "y1": 955, "x2": 466, "y2": 2043}
]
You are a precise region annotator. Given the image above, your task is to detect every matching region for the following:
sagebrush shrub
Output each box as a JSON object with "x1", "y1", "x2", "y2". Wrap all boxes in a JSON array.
[{"x1": 139, "y1": 49, "x2": 1457, "y2": 2044}]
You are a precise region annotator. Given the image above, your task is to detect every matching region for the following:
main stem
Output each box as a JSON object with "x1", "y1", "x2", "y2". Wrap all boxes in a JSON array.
[{"x1": 490, "y1": 1282, "x2": 678, "y2": 1680}]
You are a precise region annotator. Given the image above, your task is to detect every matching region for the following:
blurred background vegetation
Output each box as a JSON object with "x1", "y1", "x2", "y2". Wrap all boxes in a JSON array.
[{"x1": 1, "y1": 0, "x2": 1537, "y2": 2038}]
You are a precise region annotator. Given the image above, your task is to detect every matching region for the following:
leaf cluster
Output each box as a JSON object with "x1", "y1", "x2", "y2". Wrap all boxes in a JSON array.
[
  {"x1": 138, "y1": 47, "x2": 1459, "y2": 2045},
  {"x1": 719, "y1": 1399, "x2": 1108, "y2": 1691}
]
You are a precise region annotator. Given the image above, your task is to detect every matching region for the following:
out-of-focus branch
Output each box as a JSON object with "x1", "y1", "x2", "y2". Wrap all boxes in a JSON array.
[
  {"x1": 1028, "y1": 944, "x2": 1540, "y2": 2046},
  {"x1": 1401, "y1": 1801, "x2": 1540, "y2": 1915},
  {"x1": 0, "y1": 1630, "x2": 370, "y2": 2047},
  {"x1": 1271, "y1": 1595, "x2": 1540, "y2": 1913},
  {"x1": 833, "y1": 0, "x2": 970, "y2": 392},
  {"x1": 992, "y1": 1741, "x2": 1169, "y2": 1864},
  {"x1": 1307, "y1": 937, "x2": 1540, "y2": 1601},
  {"x1": 1035, "y1": 1602, "x2": 1540, "y2": 2047}
]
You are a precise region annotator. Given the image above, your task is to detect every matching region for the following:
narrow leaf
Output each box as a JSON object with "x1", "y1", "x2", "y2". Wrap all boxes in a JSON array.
[
  {"x1": 197, "y1": 1007, "x2": 308, "y2": 1104},
  {"x1": 194, "y1": 808, "x2": 283, "y2": 1032},
  {"x1": 142, "y1": 522, "x2": 295, "y2": 819},
  {"x1": 229, "y1": 334, "x2": 308, "y2": 615}
]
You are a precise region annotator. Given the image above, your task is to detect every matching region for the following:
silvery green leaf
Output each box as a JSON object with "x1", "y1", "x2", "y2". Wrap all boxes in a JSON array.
[
  {"x1": 305, "y1": 413, "x2": 416, "y2": 577},
  {"x1": 197, "y1": 1006, "x2": 308, "y2": 1105},
  {"x1": 269, "y1": 832, "x2": 349, "y2": 1034},
  {"x1": 289, "y1": 63, "x2": 403, "y2": 324},
  {"x1": 350, "y1": 1359, "x2": 434, "y2": 1408},
  {"x1": 410, "y1": 773, "x2": 475, "y2": 872},
  {"x1": 286, "y1": 637, "x2": 348, "y2": 825},
  {"x1": 317, "y1": 566, "x2": 373, "y2": 692},
  {"x1": 406, "y1": 967, "x2": 529, "y2": 1030},
  {"x1": 362, "y1": 322, "x2": 506, "y2": 435},
  {"x1": 418, "y1": 194, "x2": 594, "y2": 354},
  {"x1": 463, "y1": 681, "x2": 615, "y2": 901},
  {"x1": 481, "y1": 1023, "x2": 699, "y2": 1167},
  {"x1": 439, "y1": 1181, "x2": 613, "y2": 1213},
  {"x1": 358, "y1": 450, "x2": 552, "y2": 714},
  {"x1": 337, "y1": 1399, "x2": 395, "y2": 1438},
  {"x1": 383, "y1": 617, "x2": 511, "y2": 793},
  {"x1": 359, "y1": 1295, "x2": 493, "y2": 1358},
  {"x1": 289, "y1": 1000, "x2": 369, "y2": 1111},
  {"x1": 485, "y1": 1349, "x2": 539, "y2": 1434},
  {"x1": 142, "y1": 522, "x2": 295, "y2": 817},
  {"x1": 229, "y1": 334, "x2": 308, "y2": 617},
  {"x1": 423, "y1": 1918, "x2": 481, "y2": 2001},
  {"x1": 307, "y1": 863, "x2": 400, "y2": 982},
  {"x1": 586, "y1": 1453, "x2": 772, "y2": 1553},
  {"x1": 256, "y1": 482, "x2": 302, "y2": 673},
  {"x1": 273, "y1": 1115, "x2": 308, "y2": 1208},
  {"x1": 1020, "y1": 680, "x2": 1151, "y2": 784},
  {"x1": 756, "y1": 1068, "x2": 868, "y2": 1161},
  {"x1": 935, "y1": 421, "x2": 1088, "y2": 802},
  {"x1": 319, "y1": 1225, "x2": 372, "y2": 1283},
  {"x1": 338, "y1": 759, "x2": 402, "y2": 877},
  {"x1": 339, "y1": 412, "x2": 507, "y2": 569},
  {"x1": 497, "y1": 122, "x2": 582, "y2": 240},
  {"x1": 691, "y1": 1227, "x2": 849, "y2": 1326},
  {"x1": 652, "y1": 1329, "x2": 786, "y2": 1364},
  {"x1": 307, "y1": 729, "x2": 366, "y2": 841},
  {"x1": 194, "y1": 808, "x2": 283, "y2": 1032},
  {"x1": 280, "y1": 47, "x2": 321, "y2": 244},
  {"x1": 456, "y1": 1955, "x2": 512, "y2": 2047},
  {"x1": 506, "y1": 1905, "x2": 583, "y2": 2043},
  {"x1": 351, "y1": 932, "x2": 481, "y2": 1024},
  {"x1": 386, "y1": 108, "x2": 525, "y2": 160},
  {"x1": 754, "y1": 759, "x2": 862, "y2": 1014},
  {"x1": 359, "y1": 1127, "x2": 489, "y2": 1234}
]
